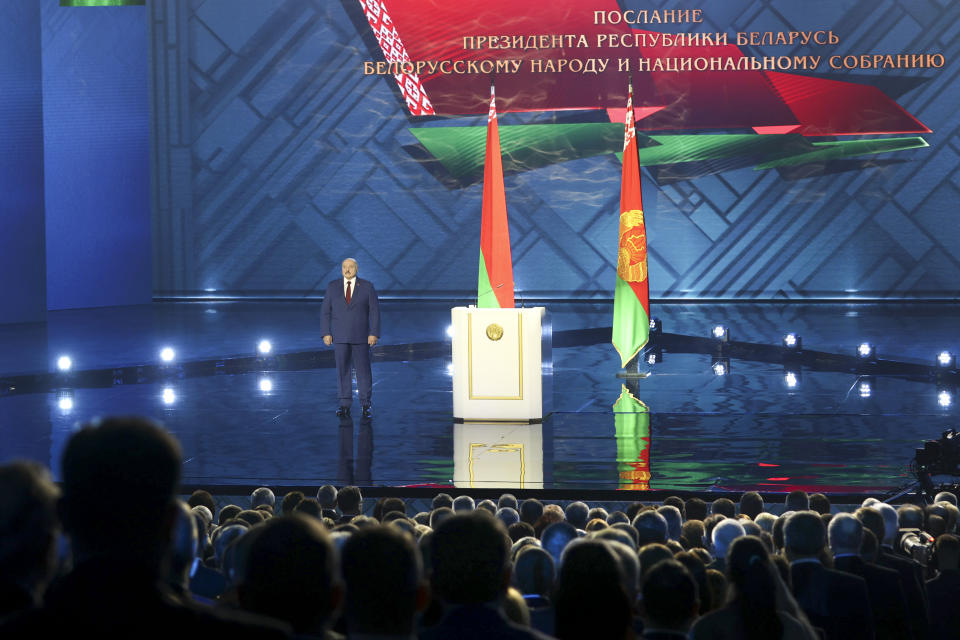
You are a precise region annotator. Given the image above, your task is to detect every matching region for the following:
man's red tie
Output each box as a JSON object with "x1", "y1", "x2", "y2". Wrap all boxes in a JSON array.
[{"x1": 346, "y1": 281, "x2": 352, "y2": 304}]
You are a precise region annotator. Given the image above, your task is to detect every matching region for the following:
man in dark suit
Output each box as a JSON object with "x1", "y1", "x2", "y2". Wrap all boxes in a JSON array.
[
  {"x1": 321, "y1": 258, "x2": 380, "y2": 417},
  {"x1": 785, "y1": 511, "x2": 875, "y2": 640}
]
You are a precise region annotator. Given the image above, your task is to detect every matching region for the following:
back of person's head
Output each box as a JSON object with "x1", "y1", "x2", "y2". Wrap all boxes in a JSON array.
[
  {"x1": 188, "y1": 489, "x2": 216, "y2": 515},
  {"x1": 498, "y1": 493, "x2": 518, "y2": 510},
  {"x1": 564, "y1": 501, "x2": 589, "y2": 530},
  {"x1": 588, "y1": 507, "x2": 609, "y2": 523},
  {"x1": 502, "y1": 587, "x2": 531, "y2": 628},
  {"x1": 554, "y1": 539, "x2": 633, "y2": 640},
  {"x1": 785, "y1": 490, "x2": 809, "y2": 512},
  {"x1": 638, "y1": 542, "x2": 673, "y2": 576},
  {"x1": 610, "y1": 522, "x2": 640, "y2": 549},
  {"x1": 452, "y1": 495, "x2": 475, "y2": 512},
  {"x1": 725, "y1": 536, "x2": 783, "y2": 640},
  {"x1": 429, "y1": 506, "x2": 454, "y2": 530},
  {"x1": 657, "y1": 505, "x2": 683, "y2": 540},
  {"x1": 663, "y1": 496, "x2": 686, "y2": 518},
  {"x1": 60, "y1": 416, "x2": 181, "y2": 555},
  {"x1": 541, "y1": 521, "x2": 578, "y2": 564},
  {"x1": 685, "y1": 497, "x2": 708, "y2": 521},
  {"x1": 632, "y1": 509, "x2": 668, "y2": 546},
  {"x1": 640, "y1": 559, "x2": 698, "y2": 632},
  {"x1": 897, "y1": 504, "x2": 924, "y2": 530},
  {"x1": 281, "y1": 490, "x2": 305, "y2": 516},
  {"x1": 875, "y1": 502, "x2": 899, "y2": 545},
  {"x1": 934, "y1": 491, "x2": 958, "y2": 506},
  {"x1": 0, "y1": 461, "x2": 60, "y2": 591},
  {"x1": 934, "y1": 533, "x2": 960, "y2": 571},
  {"x1": 606, "y1": 510, "x2": 629, "y2": 525},
  {"x1": 431, "y1": 511, "x2": 510, "y2": 604},
  {"x1": 341, "y1": 524, "x2": 424, "y2": 635},
  {"x1": 592, "y1": 526, "x2": 637, "y2": 551},
  {"x1": 755, "y1": 512, "x2": 776, "y2": 533},
  {"x1": 681, "y1": 519, "x2": 706, "y2": 549},
  {"x1": 507, "y1": 521, "x2": 534, "y2": 543},
  {"x1": 251, "y1": 486, "x2": 275, "y2": 509},
  {"x1": 860, "y1": 527, "x2": 879, "y2": 562},
  {"x1": 513, "y1": 545, "x2": 554, "y2": 597},
  {"x1": 431, "y1": 492, "x2": 453, "y2": 510},
  {"x1": 784, "y1": 511, "x2": 826, "y2": 558},
  {"x1": 510, "y1": 536, "x2": 539, "y2": 560},
  {"x1": 496, "y1": 507, "x2": 520, "y2": 528},
  {"x1": 809, "y1": 493, "x2": 831, "y2": 515},
  {"x1": 380, "y1": 497, "x2": 406, "y2": 520},
  {"x1": 238, "y1": 508, "x2": 266, "y2": 526},
  {"x1": 711, "y1": 498, "x2": 736, "y2": 518},
  {"x1": 741, "y1": 520, "x2": 762, "y2": 537},
  {"x1": 855, "y1": 506, "x2": 885, "y2": 544},
  {"x1": 214, "y1": 523, "x2": 247, "y2": 568},
  {"x1": 739, "y1": 491, "x2": 764, "y2": 519},
  {"x1": 219, "y1": 503, "x2": 242, "y2": 525},
  {"x1": 239, "y1": 514, "x2": 340, "y2": 633},
  {"x1": 337, "y1": 485, "x2": 363, "y2": 515},
  {"x1": 606, "y1": 539, "x2": 640, "y2": 601},
  {"x1": 674, "y1": 551, "x2": 711, "y2": 613},
  {"x1": 316, "y1": 484, "x2": 338, "y2": 509},
  {"x1": 711, "y1": 519, "x2": 745, "y2": 560},
  {"x1": 167, "y1": 499, "x2": 198, "y2": 590},
  {"x1": 827, "y1": 512, "x2": 863, "y2": 555},
  {"x1": 520, "y1": 498, "x2": 544, "y2": 526},
  {"x1": 476, "y1": 499, "x2": 497, "y2": 514}
]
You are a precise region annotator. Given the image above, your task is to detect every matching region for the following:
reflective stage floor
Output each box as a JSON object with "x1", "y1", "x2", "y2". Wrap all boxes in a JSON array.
[{"x1": 1, "y1": 301, "x2": 958, "y2": 496}]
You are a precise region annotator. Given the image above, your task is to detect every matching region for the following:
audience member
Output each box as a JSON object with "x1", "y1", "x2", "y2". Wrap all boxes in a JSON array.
[
  {"x1": 541, "y1": 521, "x2": 578, "y2": 565},
  {"x1": 685, "y1": 497, "x2": 708, "y2": 521},
  {"x1": 336, "y1": 486, "x2": 363, "y2": 523},
  {"x1": 785, "y1": 491, "x2": 809, "y2": 512},
  {"x1": 640, "y1": 560, "x2": 699, "y2": 639},
  {"x1": 507, "y1": 521, "x2": 535, "y2": 543},
  {"x1": 519, "y1": 499, "x2": 544, "y2": 526},
  {"x1": 564, "y1": 501, "x2": 589, "y2": 530},
  {"x1": 926, "y1": 533, "x2": 960, "y2": 640},
  {"x1": 497, "y1": 507, "x2": 520, "y2": 528},
  {"x1": 633, "y1": 510, "x2": 669, "y2": 546},
  {"x1": 657, "y1": 505, "x2": 682, "y2": 541},
  {"x1": 431, "y1": 492, "x2": 453, "y2": 510},
  {"x1": 709, "y1": 519, "x2": 745, "y2": 572},
  {"x1": 711, "y1": 498, "x2": 736, "y2": 519},
  {"x1": 808, "y1": 493, "x2": 830, "y2": 515},
  {"x1": 280, "y1": 490, "x2": 304, "y2": 516},
  {"x1": 498, "y1": 493, "x2": 519, "y2": 510},
  {"x1": 251, "y1": 487, "x2": 275, "y2": 510},
  {"x1": 554, "y1": 539, "x2": 633, "y2": 640},
  {"x1": 739, "y1": 491, "x2": 764, "y2": 519},
  {"x1": 477, "y1": 499, "x2": 498, "y2": 514},
  {"x1": 453, "y1": 495, "x2": 476, "y2": 512},
  {"x1": 188, "y1": 489, "x2": 217, "y2": 515}
]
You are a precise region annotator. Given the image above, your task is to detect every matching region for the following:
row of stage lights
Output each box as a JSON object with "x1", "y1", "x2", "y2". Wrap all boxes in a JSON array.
[{"x1": 53, "y1": 340, "x2": 279, "y2": 415}]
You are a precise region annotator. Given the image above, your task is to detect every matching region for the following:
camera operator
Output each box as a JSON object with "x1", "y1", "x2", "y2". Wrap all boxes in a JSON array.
[{"x1": 926, "y1": 534, "x2": 960, "y2": 640}]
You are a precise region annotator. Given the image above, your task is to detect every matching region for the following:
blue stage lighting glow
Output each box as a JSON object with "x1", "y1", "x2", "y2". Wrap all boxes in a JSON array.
[
  {"x1": 857, "y1": 343, "x2": 874, "y2": 359},
  {"x1": 162, "y1": 387, "x2": 176, "y2": 405},
  {"x1": 712, "y1": 325, "x2": 727, "y2": 339},
  {"x1": 859, "y1": 381, "x2": 872, "y2": 398},
  {"x1": 259, "y1": 377, "x2": 273, "y2": 392},
  {"x1": 784, "y1": 371, "x2": 799, "y2": 388},
  {"x1": 938, "y1": 351, "x2": 955, "y2": 367},
  {"x1": 258, "y1": 340, "x2": 272, "y2": 355},
  {"x1": 57, "y1": 355, "x2": 73, "y2": 372},
  {"x1": 712, "y1": 362, "x2": 727, "y2": 376},
  {"x1": 939, "y1": 390, "x2": 952, "y2": 408},
  {"x1": 160, "y1": 347, "x2": 176, "y2": 363},
  {"x1": 58, "y1": 394, "x2": 73, "y2": 412}
]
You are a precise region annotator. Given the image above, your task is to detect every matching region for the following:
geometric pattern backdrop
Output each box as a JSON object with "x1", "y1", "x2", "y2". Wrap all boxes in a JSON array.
[{"x1": 150, "y1": 0, "x2": 960, "y2": 299}]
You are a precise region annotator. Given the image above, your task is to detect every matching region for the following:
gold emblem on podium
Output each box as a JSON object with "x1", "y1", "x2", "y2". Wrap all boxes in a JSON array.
[{"x1": 485, "y1": 323, "x2": 504, "y2": 341}]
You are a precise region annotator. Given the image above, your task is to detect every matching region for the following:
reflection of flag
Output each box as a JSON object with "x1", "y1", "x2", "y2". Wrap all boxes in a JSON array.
[
  {"x1": 477, "y1": 83, "x2": 515, "y2": 308},
  {"x1": 614, "y1": 384, "x2": 650, "y2": 490},
  {"x1": 612, "y1": 82, "x2": 650, "y2": 367}
]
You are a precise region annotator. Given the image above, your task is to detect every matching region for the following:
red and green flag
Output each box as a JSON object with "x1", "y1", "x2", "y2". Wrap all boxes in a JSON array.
[
  {"x1": 614, "y1": 385, "x2": 651, "y2": 490},
  {"x1": 477, "y1": 83, "x2": 515, "y2": 308},
  {"x1": 612, "y1": 82, "x2": 650, "y2": 367}
]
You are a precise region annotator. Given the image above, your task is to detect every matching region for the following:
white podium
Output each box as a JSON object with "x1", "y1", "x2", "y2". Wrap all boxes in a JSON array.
[
  {"x1": 453, "y1": 422, "x2": 543, "y2": 489},
  {"x1": 451, "y1": 306, "x2": 551, "y2": 422}
]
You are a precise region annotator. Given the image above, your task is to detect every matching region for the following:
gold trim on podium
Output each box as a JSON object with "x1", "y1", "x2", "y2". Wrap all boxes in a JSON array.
[
  {"x1": 468, "y1": 442, "x2": 525, "y2": 488},
  {"x1": 467, "y1": 313, "x2": 523, "y2": 400}
]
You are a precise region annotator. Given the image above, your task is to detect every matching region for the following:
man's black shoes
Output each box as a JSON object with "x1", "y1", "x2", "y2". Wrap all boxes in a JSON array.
[
  {"x1": 336, "y1": 406, "x2": 351, "y2": 417},
  {"x1": 362, "y1": 405, "x2": 372, "y2": 418}
]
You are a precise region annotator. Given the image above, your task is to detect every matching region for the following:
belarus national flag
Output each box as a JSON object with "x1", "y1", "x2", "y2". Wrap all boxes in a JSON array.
[
  {"x1": 614, "y1": 384, "x2": 651, "y2": 491},
  {"x1": 612, "y1": 82, "x2": 650, "y2": 367},
  {"x1": 477, "y1": 83, "x2": 515, "y2": 309}
]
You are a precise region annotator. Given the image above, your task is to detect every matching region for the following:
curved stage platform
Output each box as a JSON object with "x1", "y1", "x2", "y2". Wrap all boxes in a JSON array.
[{"x1": 1, "y1": 301, "x2": 957, "y2": 500}]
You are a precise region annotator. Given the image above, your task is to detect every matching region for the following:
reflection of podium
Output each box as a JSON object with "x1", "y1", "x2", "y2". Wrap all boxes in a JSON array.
[
  {"x1": 451, "y1": 307, "x2": 551, "y2": 422},
  {"x1": 453, "y1": 422, "x2": 543, "y2": 489}
]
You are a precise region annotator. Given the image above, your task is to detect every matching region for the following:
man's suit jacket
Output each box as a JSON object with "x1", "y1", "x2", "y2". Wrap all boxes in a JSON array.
[
  {"x1": 876, "y1": 549, "x2": 928, "y2": 640},
  {"x1": 320, "y1": 278, "x2": 380, "y2": 344},
  {"x1": 833, "y1": 555, "x2": 912, "y2": 640},
  {"x1": 790, "y1": 560, "x2": 875, "y2": 640},
  {"x1": 925, "y1": 568, "x2": 960, "y2": 640}
]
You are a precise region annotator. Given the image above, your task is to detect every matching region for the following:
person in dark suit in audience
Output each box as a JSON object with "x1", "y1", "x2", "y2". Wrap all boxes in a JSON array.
[
  {"x1": 0, "y1": 416, "x2": 289, "y2": 638},
  {"x1": 640, "y1": 560, "x2": 699, "y2": 639},
  {"x1": 0, "y1": 461, "x2": 60, "y2": 618},
  {"x1": 828, "y1": 513, "x2": 912, "y2": 640},
  {"x1": 336, "y1": 485, "x2": 363, "y2": 525},
  {"x1": 926, "y1": 533, "x2": 960, "y2": 640},
  {"x1": 855, "y1": 506, "x2": 929, "y2": 639},
  {"x1": 421, "y1": 512, "x2": 553, "y2": 640},
  {"x1": 784, "y1": 511, "x2": 874, "y2": 640},
  {"x1": 321, "y1": 258, "x2": 380, "y2": 418},
  {"x1": 340, "y1": 526, "x2": 427, "y2": 639}
]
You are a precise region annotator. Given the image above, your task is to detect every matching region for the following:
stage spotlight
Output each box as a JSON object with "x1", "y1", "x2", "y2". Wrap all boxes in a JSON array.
[
  {"x1": 712, "y1": 358, "x2": 730, "y2": 376},
  {"x1": 858, "y1": 379, "x2": 872, "y2": 399},
  {"x1": 259, "y1": 377, "x2": 273, "y2": 393},
  {"x1": 937, "y1": 351, "x2": 956, "y2": 369},
  {"x1": 162, "y1": 387, "x2": 176, "y2": 405},
  {"x1": 939, "y1": 389, "x2": 953, "y2": 408},
  {"x1": 784, "y1": 370, "x2": 800, "y2": 389},
  {"x1": 649, "y1": 317, "x2": 663, "y2": 334},
  {"x1": 257, "y1": 340, "x2": 272, "y2": 355},
  {"x1": 160, "y1": 347, "x2": 176, "y2": 363},
  {"x1": 782, "y1": 333, "x2": 802, "y2": 350},
  {"x1": 645, "y1": 348, "x2": 663, "y2": 366},
  {"x1": 711, "y1": 325, "x2": 730, "y2": 342},
  {"x1": 57, "y1": 391, "x2": 74, "y2": 413},
  {"x1": 56, "y1": 355, "x2": 73, "y2": 372},
  {"x1": 856, "y1": 343, "x2": 876, "y2": 361}
]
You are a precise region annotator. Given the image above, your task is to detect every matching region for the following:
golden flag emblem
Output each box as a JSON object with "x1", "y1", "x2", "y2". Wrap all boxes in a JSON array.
[{"x1": 617, "y1": 209, "x2": 647, "y2": 283}]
